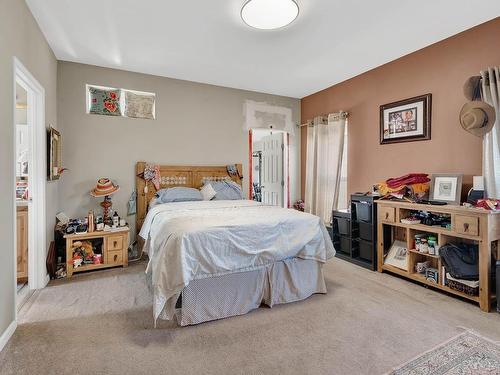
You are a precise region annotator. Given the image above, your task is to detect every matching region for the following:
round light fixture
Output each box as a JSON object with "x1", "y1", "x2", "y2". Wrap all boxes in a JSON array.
[{"x1": 241, "y1": 0, "x2": 299, "y2": 30}]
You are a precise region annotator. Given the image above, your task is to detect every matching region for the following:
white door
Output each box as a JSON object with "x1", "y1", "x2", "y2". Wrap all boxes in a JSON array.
[{"x1": 261, "y1": 133, "x2": 284, "y2": 206}]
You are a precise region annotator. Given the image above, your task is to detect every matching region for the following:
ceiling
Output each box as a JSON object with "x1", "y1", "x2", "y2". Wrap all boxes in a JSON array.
[{"x1": 26, "y1": 0, "x2": 500, "y2": 98}]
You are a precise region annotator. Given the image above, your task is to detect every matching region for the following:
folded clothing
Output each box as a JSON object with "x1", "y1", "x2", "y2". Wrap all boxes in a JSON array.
[
  {"x1": 376, "y1": 173, "x2": 430, "y2": 201},
  {"x1": 386, "y1": 173, "x2": 430, "y2": 189},
  {"x1": 446, "y1": 273, "x2": 479, "y2": 288}
]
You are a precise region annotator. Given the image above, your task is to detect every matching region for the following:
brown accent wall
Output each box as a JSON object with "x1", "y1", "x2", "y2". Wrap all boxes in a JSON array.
[{"x1": 301, "y1": 17, "x2": 500, "y2": 198}]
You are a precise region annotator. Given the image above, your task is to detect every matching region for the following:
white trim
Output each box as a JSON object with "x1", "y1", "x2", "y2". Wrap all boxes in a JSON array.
[
  {"x1": 0, "y1": 320, "x2": 17, "y2": 353},
  {"x1": 282, "y1": 132, "x2": 289, "y2": 208},
  {"x1": 13, "y1": 57, "x2": 48, "y2": 308},
  {"x1": 16, "y1": 285, "x2": 34, "y2": 314}
]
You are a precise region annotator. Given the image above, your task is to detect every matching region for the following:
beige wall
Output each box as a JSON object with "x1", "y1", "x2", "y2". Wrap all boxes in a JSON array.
[
  {"x1": 57, "y1": 62, "x2": 300, "y2": 237},
  {"x1": 301, "y1": 17, "x2": 500, "y2": 198},
  {"x1": 0, "y1": 0, "x2": 58, "y2": 339}
]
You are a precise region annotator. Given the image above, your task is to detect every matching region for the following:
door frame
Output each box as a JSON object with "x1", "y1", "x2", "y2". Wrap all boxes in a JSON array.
[
  {"x1": 248, "y1": 129, "x2": 290, "y2": 207},
  {"x1": 13, "y1": 57, "x2": 48, "y2": 311}
]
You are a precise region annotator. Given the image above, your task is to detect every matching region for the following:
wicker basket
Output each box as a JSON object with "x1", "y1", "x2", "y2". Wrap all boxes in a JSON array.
[{"x1": 447, "y1": 278, "x2": 479, "y2": 296}]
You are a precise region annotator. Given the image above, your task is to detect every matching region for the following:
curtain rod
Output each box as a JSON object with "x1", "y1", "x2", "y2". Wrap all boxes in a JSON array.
[{"x1": 297, "y1": 111, "x2": 349, "y2": 127}]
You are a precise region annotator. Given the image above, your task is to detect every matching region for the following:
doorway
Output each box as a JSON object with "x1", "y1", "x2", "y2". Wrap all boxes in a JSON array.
[
  {"x1": 15, "y1": 83, "x2": 29, "y2": 298},
  {"x1": 13, "y1": 58, "x2": 47, "y2": 310},
  {"x1": 249, "y1": 129, "x2": 289, "y2": 207}
]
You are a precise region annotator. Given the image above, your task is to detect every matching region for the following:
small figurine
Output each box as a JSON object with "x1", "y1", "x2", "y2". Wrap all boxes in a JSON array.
[{"x1": 112, "y1": 211, "x2": 119, "y2": 228}]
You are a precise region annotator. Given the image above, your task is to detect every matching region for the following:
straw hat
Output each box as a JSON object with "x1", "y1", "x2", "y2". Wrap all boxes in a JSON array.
[
  {"x1": 459, "y1": 101, "x2": 496, "y2": 137},
  {"x1": 463, "y1": 75, "x2": 482, "y2": 101},
  {"x1": 90, "y1": 178, "x2": 120, "y2": 197}
]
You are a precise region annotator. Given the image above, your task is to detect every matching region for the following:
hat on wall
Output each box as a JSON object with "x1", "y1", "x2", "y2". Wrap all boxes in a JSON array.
[
  {"x1": 90, "y1": 178, "x2": 120, "y2": 197},
  {"x1": 463, "y1": 75, "x2": 482, "y2": 101},
  {"x1": 459, "y1": 101, "x2": 496, "y2": 137}
]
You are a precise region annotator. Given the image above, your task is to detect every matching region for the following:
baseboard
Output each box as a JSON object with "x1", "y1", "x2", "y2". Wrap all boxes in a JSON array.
[{"x1": 0, "y1": 320, "x2": 17, "y2": 353}]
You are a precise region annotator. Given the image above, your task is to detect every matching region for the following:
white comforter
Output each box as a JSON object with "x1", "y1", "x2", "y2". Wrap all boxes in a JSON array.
[{"x1": 139, "y1": 200, "x2": 335, "y2": 322}]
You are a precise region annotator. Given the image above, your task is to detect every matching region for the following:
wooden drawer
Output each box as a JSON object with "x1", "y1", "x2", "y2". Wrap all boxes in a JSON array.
[
  {"x1": 107, "y1": 235, "x2": 123, "y2": 251},
  {"x1": 106, "y1": 250, "x2": 123, "y2": 265},
  {"x1": 455, "y1": 215, "x2": 479, "y2": 236},
  {"x1": 379, "y1": 206, "x2": 395, "y2": 223}
]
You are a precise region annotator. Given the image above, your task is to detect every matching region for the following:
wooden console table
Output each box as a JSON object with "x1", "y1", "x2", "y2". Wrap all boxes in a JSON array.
[
  {"x1": 376, "y1": 200, "x2": 499, "y2": 312},
  {"x1": 65, "y1": 228, "x2": 129, "y2": 278}
]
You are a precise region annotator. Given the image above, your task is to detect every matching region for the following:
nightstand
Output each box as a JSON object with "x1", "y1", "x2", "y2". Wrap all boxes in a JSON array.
[{"x1": 64, "y1": 227, "x2": 129, "y2": 278}]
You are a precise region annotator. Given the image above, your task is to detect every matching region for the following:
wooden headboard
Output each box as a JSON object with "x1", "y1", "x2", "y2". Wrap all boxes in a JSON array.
[{"x1": 135, "y1": 162, "x2": 243, "y2": 234}]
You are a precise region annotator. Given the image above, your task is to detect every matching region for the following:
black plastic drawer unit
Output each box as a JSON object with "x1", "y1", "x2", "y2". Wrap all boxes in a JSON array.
[
  {"x1": 350, "y1": 193, "x2": 379, "y2": 270},
  {"x1": 358, "y1": 239, "x2": 373, "y2": 261},
  {"x1": 332, "y1": 198, "x2": 378, "y2": 271},
  {"x1": 354, "y1": 201, "x2": 372, "y2": 223},
  {"x1": 338, "y1": 235, "x2": 351, "y2": 255},
  {"x1": 326, "y1": 225, "x2": 334, "y2": 240},
  {"x1": 333, "y1": 217, "x2": 350, "y2": 236},
  {"x1": 358, "y1": 221, "x2": 372, "y2": 242}
]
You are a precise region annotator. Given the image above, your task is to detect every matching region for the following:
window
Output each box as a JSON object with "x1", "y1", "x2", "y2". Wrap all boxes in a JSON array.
[
  {"x1": 337, "y1": 121, "x2": 348, "y2": 210},
  {"x1": 86, "y1": 84, "x2": 155, "y2": 119}
]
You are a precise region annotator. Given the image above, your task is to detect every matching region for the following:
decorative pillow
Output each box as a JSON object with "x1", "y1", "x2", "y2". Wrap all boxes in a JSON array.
[
  {"x1": 209, "y1": 180, "x2": 243, "y2": 200},
  {"x1": 155, "y1": 187, "x2": 202, "y2": 203},
  {"x1": 200, "y1": 183, "x2": 217, "y2": 201},
  {"x1": 88, "y1": 86, "x2": 121, "y2": 116}
]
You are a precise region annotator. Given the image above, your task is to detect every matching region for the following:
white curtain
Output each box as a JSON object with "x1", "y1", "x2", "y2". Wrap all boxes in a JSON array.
[
  {"x1": 304, "y1": 113, "x2": 347, "y2": 224},
  {"x1": 481, "y1": 67, "x2": 500, "y2": 199}
]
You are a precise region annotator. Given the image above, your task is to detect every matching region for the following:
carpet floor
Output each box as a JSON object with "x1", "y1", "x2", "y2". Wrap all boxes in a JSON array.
[{"x1": 1, "y1": 258, "x2": 499, "y2": 375}]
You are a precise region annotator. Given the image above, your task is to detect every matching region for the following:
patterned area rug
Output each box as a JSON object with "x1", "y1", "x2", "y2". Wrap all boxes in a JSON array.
[{"x1": 390, "y1": 331, "x2": 500, "y2": 374}]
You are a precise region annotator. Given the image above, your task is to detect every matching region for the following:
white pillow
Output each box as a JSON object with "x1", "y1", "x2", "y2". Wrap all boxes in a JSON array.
[{"x1": 200, "y1": 183, "x2": 217, "y2": 200}]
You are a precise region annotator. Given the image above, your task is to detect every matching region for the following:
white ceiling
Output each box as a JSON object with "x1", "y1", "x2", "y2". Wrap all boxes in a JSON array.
[{"x1": 26, "y1": 0, "x2": 500, "y2": 98}]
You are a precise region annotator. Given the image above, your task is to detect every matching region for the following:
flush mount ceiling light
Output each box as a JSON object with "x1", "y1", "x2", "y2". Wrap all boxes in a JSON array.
[{"x1": 241, "y1": 0, "x2": 299, "y2": 30}]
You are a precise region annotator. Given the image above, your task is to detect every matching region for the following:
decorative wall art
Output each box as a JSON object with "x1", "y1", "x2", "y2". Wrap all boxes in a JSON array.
[
  {"x1": 380, "y1": 94, "x2": 431, "y2": 144},
  {"x1": 124, "y1": 90, "x2": 156, "y2": 119},
  {"x1": 86, "y1": 85, "x2": 156, "y2": 120},
  {"x1": 88, "y1": 86, "x2": 121, "y2": 116}
]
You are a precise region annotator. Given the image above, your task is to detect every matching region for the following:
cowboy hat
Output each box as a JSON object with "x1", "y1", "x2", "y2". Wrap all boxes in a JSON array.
[
  {"x1": 459, "y1": 101, "x2": 496, "y2": 137},
  {"x1": 463, "y1": 75, "x2": 482, "y2": 101},
  {"x1": 90, "y1": 178, "x2": 120, "y2": 197}
]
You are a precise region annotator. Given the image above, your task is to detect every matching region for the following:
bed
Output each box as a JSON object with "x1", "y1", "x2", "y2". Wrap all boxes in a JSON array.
[{"x1": 136, "y1": 162, "x2": 335, "y2": 326}]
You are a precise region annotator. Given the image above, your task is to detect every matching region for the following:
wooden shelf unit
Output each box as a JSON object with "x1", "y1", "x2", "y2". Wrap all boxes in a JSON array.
[
  {"x1": 376, "y1": 200, "x2": 500, "y2": 312},
  {"x1": 64, "y1": 228, "x2": 130, "y2": 278},
  {"x1": 16, "y1": 206, "x2": 28, "y2": 281}
]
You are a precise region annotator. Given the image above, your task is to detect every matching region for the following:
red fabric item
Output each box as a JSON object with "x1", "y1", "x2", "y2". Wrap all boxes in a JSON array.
[
  {"x1": 475, "y1": 199, "x2": 500, "y2": 210},
  {"x1": 386, "y1": 173, "x2": 430, "y2": 189}
]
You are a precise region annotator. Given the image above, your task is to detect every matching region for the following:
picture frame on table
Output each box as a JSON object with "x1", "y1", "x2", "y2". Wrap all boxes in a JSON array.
[
  {"x1": 429, "y1": 174, "x2": 463, "y2": 205},
  {"x1": 380, "y1": 94, "x2": 432, "y2": 144}
]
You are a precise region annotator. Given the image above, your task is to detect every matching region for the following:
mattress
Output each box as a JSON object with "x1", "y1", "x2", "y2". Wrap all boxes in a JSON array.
[{"x1": 139, "y1": 200, "x2": 335, "y2": 323}]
